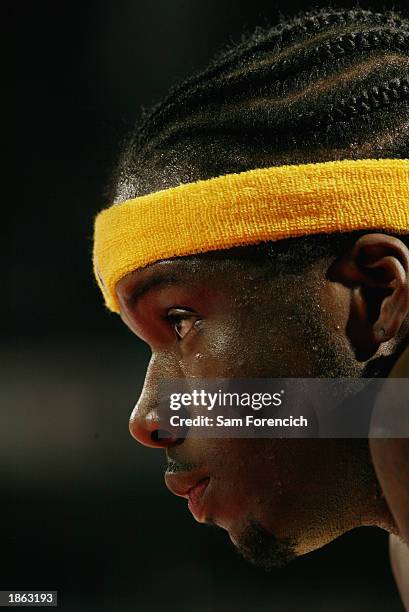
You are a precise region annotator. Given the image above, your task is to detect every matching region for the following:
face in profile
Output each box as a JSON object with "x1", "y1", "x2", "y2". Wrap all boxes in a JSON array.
[
  {"x1": 92, "y1": 6, "x2": 409, "y2": 596},
  {"x1": 115, "y1": 244, "x2": 400, "y2": 569}
]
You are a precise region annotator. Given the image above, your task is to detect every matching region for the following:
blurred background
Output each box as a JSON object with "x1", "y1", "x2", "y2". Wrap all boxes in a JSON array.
[{"x1": 5, "y1": 0, "x2": 409, "y2": 610}]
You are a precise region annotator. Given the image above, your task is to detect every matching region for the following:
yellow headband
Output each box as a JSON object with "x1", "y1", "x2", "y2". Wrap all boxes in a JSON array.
[{"x1": 93, "y1": 158, "x2": 409, "y2": 313}]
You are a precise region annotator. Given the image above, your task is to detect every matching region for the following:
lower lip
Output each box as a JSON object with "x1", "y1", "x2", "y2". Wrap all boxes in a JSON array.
[{"x1": 188, "y1": 478, "x2": 210, "y2": 519}]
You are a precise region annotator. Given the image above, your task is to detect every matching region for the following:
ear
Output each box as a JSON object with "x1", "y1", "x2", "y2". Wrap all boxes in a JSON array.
[{"x1": 328, "y1": 233, "x2": 409, "y2": 361}]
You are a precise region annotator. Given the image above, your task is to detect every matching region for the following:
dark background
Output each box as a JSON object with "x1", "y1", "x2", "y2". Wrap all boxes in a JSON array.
[{"x1": 5, "y1": 1, "x2": 409, "y2": 610}]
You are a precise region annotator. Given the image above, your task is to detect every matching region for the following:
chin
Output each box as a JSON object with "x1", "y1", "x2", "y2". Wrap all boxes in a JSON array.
[
  {"x1": 227, "y1": 514, "x2": 350, "y2": 569},
  {"x1": 228, "y1": 518, "x2": 298, "y2": 570}
]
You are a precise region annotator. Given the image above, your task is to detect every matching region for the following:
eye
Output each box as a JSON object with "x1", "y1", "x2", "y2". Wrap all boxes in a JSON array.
[{"x1": 166, "y1": 308, "x2": 200, "y2": 340}]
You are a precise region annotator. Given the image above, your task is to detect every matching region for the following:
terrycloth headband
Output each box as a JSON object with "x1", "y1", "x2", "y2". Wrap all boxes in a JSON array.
[{"x1": 93, "y1": 158, "x2": 409, "y2": 313}]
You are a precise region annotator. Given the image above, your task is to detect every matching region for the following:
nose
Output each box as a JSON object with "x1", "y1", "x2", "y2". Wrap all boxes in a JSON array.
[
  {"x1": 129, "y1": 356, "x2": 186, "y2": 448},
  {"x1": 129, "y1": 406, "x2": 180, "y2": 448}
]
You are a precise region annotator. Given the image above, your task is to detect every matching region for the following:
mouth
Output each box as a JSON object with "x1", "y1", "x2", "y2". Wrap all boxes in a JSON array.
[{"x1": 165, "y1": 470, "x2": 211, "y2": 522}]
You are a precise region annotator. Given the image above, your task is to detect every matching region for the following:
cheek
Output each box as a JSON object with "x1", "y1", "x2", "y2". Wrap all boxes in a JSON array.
[
  {"x1": 181, "y1": 323, "x2": 310, "y2": 378},
  {"x1": 180, "y1": 322, "x2": 247, "y2": 377},
  {"x1": 179, "y1": 291, "x2": 334, "y2": 378},
  {"x1": 214, "y1": 440, "x2": 290, "y2": 495},
  {"x1": 212, "y1": 440, "x2": 321, "y2": 512},
  {"x1": 320, "y1": 280, "x2": 351, "y2": 335},
  {"x1": 180, "y1": 316, "x2": 287, "y2": 378}
]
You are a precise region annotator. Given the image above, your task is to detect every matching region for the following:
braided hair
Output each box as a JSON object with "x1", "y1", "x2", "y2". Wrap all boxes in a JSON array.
[{"x1": 109, "y1": 7, "x2": 409, "y2": 264}]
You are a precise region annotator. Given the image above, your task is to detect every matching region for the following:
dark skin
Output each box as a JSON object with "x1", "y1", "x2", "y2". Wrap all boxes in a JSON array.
[
  {"x1": 116, "y1": 233, "x2": 409, "y2": 595},
  {"x1": 370, "y1": 346, "x2": 409, "y2": 605}
]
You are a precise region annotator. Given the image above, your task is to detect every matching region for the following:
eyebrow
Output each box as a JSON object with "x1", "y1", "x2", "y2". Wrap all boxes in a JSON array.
[{"x1": 124, "y1": 273, "x2": 189, "y2": 308}]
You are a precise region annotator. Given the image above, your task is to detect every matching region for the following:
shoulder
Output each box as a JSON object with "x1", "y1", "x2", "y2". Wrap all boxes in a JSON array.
[
  {"x1": 390, "y1": 535, "x2": 409, "y2": 611},
  {"x1": 370, "y1": 344, "x2": 409, "y2": 610},
  {"x1": 370, "y1": 344, "x2": 409, "y2": 545}
]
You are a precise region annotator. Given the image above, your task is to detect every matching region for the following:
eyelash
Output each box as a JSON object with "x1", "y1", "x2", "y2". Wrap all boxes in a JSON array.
[{"x1": 165, "y1": 310, "x2": 199, "y2": 341}]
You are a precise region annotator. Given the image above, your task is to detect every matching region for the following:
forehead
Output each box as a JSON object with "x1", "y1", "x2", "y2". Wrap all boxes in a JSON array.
[{"x1": 115, "y1": 248, "x2": 272, "y2": 303}]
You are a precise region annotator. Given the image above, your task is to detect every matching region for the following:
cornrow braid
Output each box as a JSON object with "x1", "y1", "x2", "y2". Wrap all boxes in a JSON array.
[
  {"x1": 331, "y1": 77, "x2": 409, "y2": 120},
  {"x1": 135, "y1": 8, "x2": 406, "y2": 143},
  {"x1": 134, "y1": 15, "x2": 409, "y2": 153},
  {"x1": 136, "y1": 26, "x2": 409, "y2": 156}
]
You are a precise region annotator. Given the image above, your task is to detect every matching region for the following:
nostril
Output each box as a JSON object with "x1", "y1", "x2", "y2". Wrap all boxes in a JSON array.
[
  {"x1": 150, "y1": 429, "x2": 186, "y2": 447},
  {"x1": 151, "y1": 429, "x2": 173, "y2": 443}
]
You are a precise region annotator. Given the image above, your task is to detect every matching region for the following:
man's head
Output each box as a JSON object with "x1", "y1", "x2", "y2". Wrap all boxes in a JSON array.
[{"x1": 99, "y1": 8, "x2": 409, "y2": 568}]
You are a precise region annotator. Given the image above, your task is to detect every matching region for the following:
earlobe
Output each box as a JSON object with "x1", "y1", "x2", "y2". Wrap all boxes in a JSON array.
[{"x1": 328, "y1": 233, "x2": 409, "y2": 361}]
